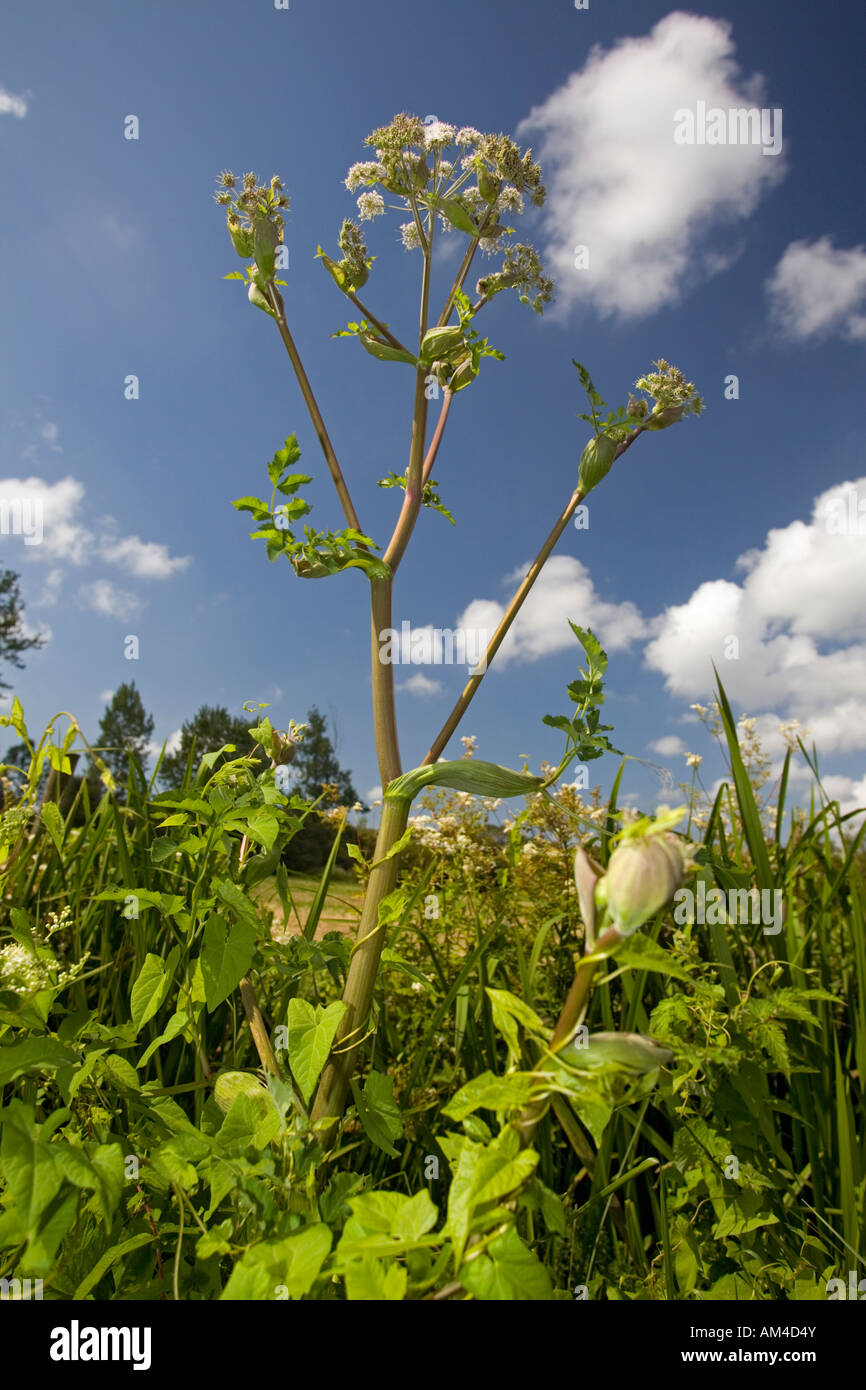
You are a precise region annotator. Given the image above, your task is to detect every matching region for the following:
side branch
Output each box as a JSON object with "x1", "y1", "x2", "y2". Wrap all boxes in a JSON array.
[
  {"x1": 423, "y1": 427, "x2": 646, "y2": 765},
  {"x1": 268, "y1": 289, "x2": 363, "y2": 534}
]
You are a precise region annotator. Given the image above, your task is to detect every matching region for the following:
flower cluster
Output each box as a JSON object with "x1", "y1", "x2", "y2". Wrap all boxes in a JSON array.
[
  {"x1": 214, "y1": 170, "x2": 289, "y2": 259},
  {"x1": 326, "y1": 112, "x2": 554, "y2": 313}
]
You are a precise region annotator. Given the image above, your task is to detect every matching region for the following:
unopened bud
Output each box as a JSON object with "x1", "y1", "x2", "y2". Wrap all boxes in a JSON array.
[
  {"x1": 248, "y1": 279, "x2": 275, "y2": 316},
  {"x1": 227, "y1": 216, "x2": 254, "y2": 259},
  {"x1": 448, "y1": 357, "x2": 476, "y2": 392},
  {"x1": 420, "y1": 325, "x2": 465, "y2": 363},
  {"x1": 578, "y1": 433, "x2": 617, "y2": 496},
  {"x1": 558, "y1": 1030, "x2": 674, "y2": 1073},
  {"x1": 253, "y1": 215, "x2": 278, "y2": 280},
  {"x1": 644, "y1": 404, "x2": 685, "y2": 431},
  {"x1": 597, "y1": 833, "x2": 685, "y2": 935}
]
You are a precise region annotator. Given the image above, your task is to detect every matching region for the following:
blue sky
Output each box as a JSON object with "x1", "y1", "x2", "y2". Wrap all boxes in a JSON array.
[{"x1": 2, "y1": 0, "x2": 865, "y2": 820}]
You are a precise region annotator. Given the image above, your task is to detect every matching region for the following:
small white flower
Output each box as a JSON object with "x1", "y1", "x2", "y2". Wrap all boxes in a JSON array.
[
  {"x1": 423, "y1": 121, "x2": 455, "y2": 148},
  {"x1": 345, "y1": 161, "x2": 385, "y2": 191},
  {"x1": 400, "y1": 220, "x2": 421, "y2": 250},
  {"x1": 496, "y1": 186, "x2": 523, "y2": 215},
  {"x1": 456, "y1": 127, "x2": 482, "y2": 147},
  {"x1": 685, "y1": 753, "x2": 702, "y2": 769},
  {"x1": 357, "y1": 191, "x2": 385, "y2": 221}
]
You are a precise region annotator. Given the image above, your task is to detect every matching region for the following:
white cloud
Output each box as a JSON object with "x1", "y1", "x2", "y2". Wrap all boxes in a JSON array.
[
  {"x1": 398, "y1": 672, "x2": 443, "y2": 696},
  {"x1": 644, "y1": 476, "x2": 866, "y2": 755},
  {"x1": 147, "y1": 729, "x2": 183, "y2": 759},
  {"x1": 517, "y1": 12, "x2": 785, "y2": 319},
  {"x1": 0, "y1": 85, "x2": 27, "y2": 119},
  {"x1": 649, "y1": 735, "x2": 686, "y2": 757},
  {"x1": 99, "y1": 535, "x2": 191, "y2": 579},
  {"x1": 365, "y1": 785, "x2": 383, "y2": 806},
  {"x1": 767, "y1": 237, "x2": 866, "y2": 342},
  {"x1": 79, "y1": 580, "x2": 142, "y2": 621},
  {"x1": 99, "y1": 689, "x2": 115, "y2": 703},
  {"x1": 0, "y1": 477, "x2": 191, "y2": 606},
  {"x1": 457, "y1": 555, "x2": 644, "y2": 667}
]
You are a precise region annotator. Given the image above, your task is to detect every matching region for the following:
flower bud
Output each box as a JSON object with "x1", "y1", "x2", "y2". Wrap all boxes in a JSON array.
[
  {"x1": 558, "y1": 1030, "x2": 674, "y2": 1073},
  {"x1": 419, "y1": 325, "x2": 465, "y2": 363},
  {"x1": 574, "y1": 844, "x2": 604, "y2": 948},
  {"x1": 600, "y1": 833, "x2": 685, "y2": 935},
  {"x1": 227, "y1": 216, "x2": 254, "y2": 260},
  {"x1": 448, "y1": 357, "x2": 476, "y2": 392},
  {"x1": 253, "y1": 215, "x2": 278, "y2": 280},
  {"x1": 577, "y1": 433, "x2": 617, "y2": 496},
  {"x1": 644, "y1": 404, "x2": 685, "y2": 431},
  {"x1": 248, "y1": 280, "x2": 275, "y2": 316}
]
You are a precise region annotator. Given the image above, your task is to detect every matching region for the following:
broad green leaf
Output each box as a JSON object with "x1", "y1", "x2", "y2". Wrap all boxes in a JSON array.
[
  {"x1": 458, "y1": 1226, "x2": 553, "y2": 1301},
  {"x1": 336, "y1": 1189, "x2": 437, "y2": 1262},
  {"x1": 221, "y1": 1224, "x2": 332, "y2": 1300},
  {"x1": 436, "y1": 196, "x2": 478, "y2": 236},
  {"x1": 0, "y1": 1105, "x2": 63, "y2": 1228},
  {"x1": 344, "y1": 1257, "x2": 407, "y2": 1301},
  {"x1": 40, "y1": 801, "x2": 64, "y2": 852},
  {"x1": 0, "y1": 1038, "x2": 76, "y2": 1088},
  {"x1": 350, "y1": 1070, "x2": 402, "y2": 1156},
  {"x1": 200, "y1": 914, "x2": 257, "y2": 1012},
  {"x1": 130, "y1": 953, "x2": 172, "y2": 1033},
  {"x1": 443, "y1": 1070, "x2": 539, "y2": 1122},
  {"x1": 287, "y1": 998, "x2": 346, "y2": 1105}
]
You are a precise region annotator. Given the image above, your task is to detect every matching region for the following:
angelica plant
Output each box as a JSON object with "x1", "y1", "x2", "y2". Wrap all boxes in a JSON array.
[{"x1": 215, "y1": 113, "x2": 702, "y2": 1138}]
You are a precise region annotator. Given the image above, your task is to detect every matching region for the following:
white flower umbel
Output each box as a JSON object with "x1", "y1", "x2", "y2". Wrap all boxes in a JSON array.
[{"x1": 357, "y1": 191, "x2": 385, "y2": 221}]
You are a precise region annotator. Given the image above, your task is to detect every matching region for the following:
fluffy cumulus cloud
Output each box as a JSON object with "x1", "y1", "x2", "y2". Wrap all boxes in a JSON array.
[
  {"x1": 78, "y1": 580, "x2": 141, "y2": 621},
  {"x1": 398, "y1": 672, "x2": 443, "y2": 697},
  {"x1": 517, "y1": 12, "x2": 785, "y2": 319},
  {"x1": 649, "y1": 735, "x2": 687, "y2": 758},
  {"x1": 644, "y1": 477, "x2": 866, "y2": 755},
  {"x1": 0, "y1": 84, "x2": 28, "y2": 119},
  {"x1": 457, "y1": 555, "x2": 645, "y2": 667},
  {"x1": 0, "y1": 475, "x2": 191, "y2": 614},
  {"x1": 766, "y1": 237, "x2": 866, "y2": 342}
]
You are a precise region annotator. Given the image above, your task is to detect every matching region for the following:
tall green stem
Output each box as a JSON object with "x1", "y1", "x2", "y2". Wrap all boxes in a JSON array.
[{"x1": 310, "y1": 795, "x2": 410, "y2": 1130}]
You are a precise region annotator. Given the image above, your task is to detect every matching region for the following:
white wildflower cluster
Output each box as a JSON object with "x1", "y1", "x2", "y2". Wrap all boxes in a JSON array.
[
  {"x1": 496, "y1": 186, "x2": 524, "y2": 215},
  {"x1": 685, "y1": 752, "x2": 702, "y2": 769},
  {"x1": 357, "y1": 191, "x2": 385, "y2": 221},
  {"x1": 0, "y1": 943, "x2": 46, "y2": 994},
  {"x1": 43, "y1": 904, "x2": 74, "y2": 941},
  {"x1": 400, "y1": 220, "x2": 422, "y2": 250},
  {"x1": 460, "y1": 735, "x2": 477, "y2": 756},
  {"x1": 778, "y1": 719, "x2": 808, "y2": 749},
  {"x1": 455, "y1": 127, "x2": 482, "y2": 147},
  {"x1": 345, "y1": 161, "x2": 387, "y2": 190},
  {"x1": 423, "y1": 121, "x2": 455, "y2": 149}
]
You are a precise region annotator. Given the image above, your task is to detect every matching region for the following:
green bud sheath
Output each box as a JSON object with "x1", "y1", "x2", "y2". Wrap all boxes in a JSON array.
[
  {"x1": 603, "y1": 833, "x2": 685, "y2": 935},
  {"x1": 448, "y1": 357, "x2": 477, "y2": 392},
  {"x1": 248, "y1": 280, "x2": 275, "y2": 316},
  {"x1": 557, "y1": 1031, "x2": 674, "y2": 1074},
  {"x1": 644, "y1": 404, "x2": 685, "y2": 431},
  {"x1": 227, "y1": 217, "x2": 254, "y2": 259},
  {"x1": 578, "y1": 433, "x2": 617, "y2": 496},
  {"x1": 253, "y1": 215, "x2": 278, "y2": 280},
  {"x1": 419, "y1": 325, "x2": 465, "y2": 363}
]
